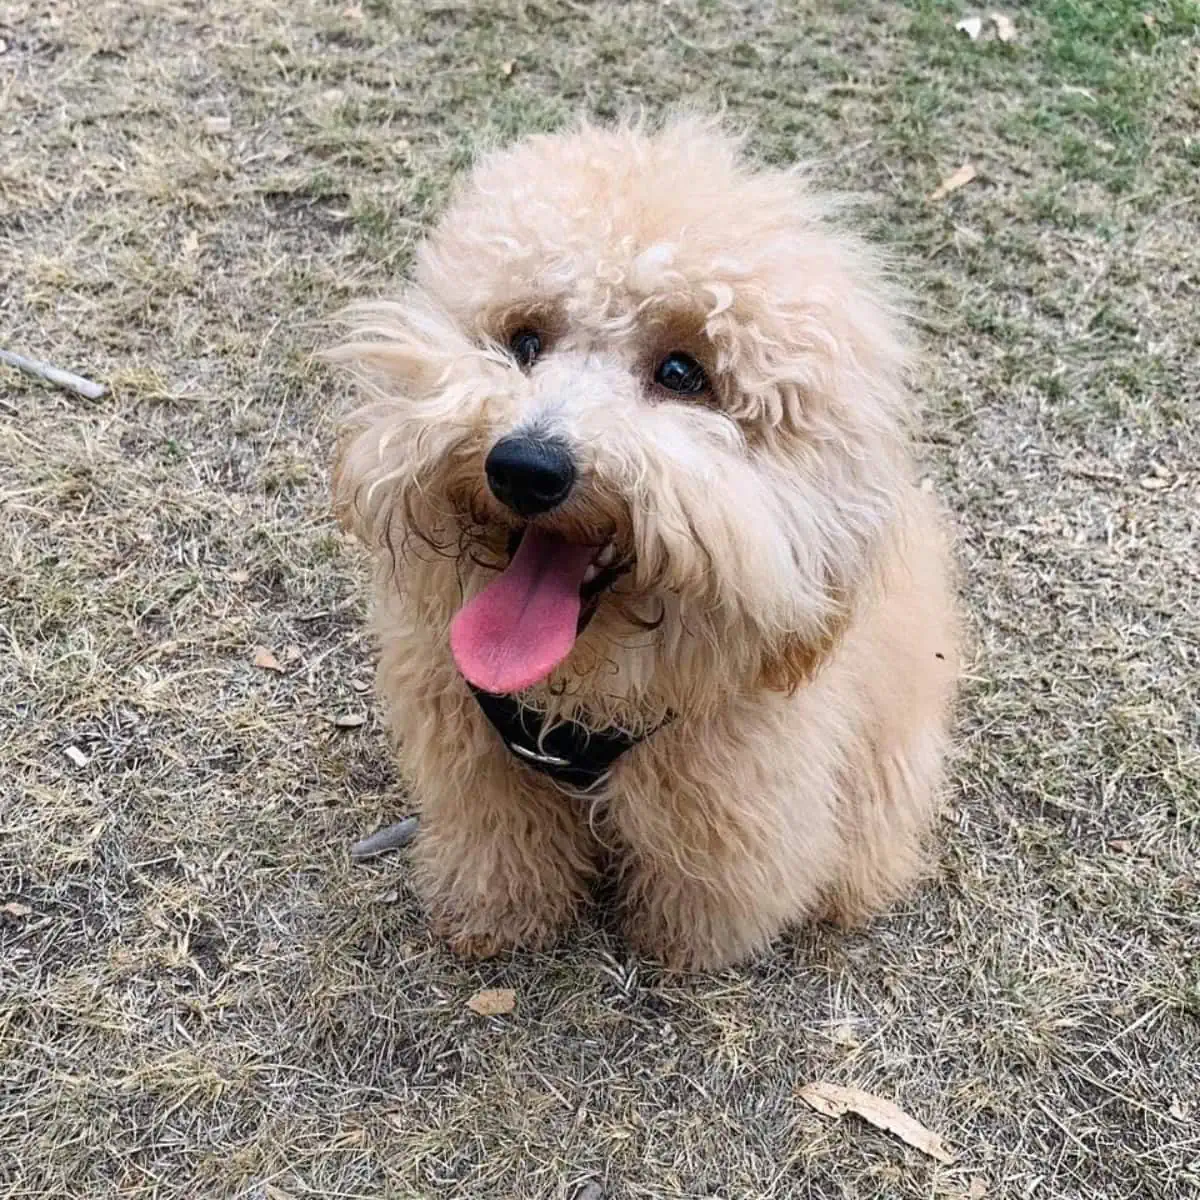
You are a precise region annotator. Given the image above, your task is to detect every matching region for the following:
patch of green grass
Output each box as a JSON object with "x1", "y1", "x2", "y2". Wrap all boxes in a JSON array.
[{"x1": 905, "y1": 0, "x2": 1199, "y2": 189}]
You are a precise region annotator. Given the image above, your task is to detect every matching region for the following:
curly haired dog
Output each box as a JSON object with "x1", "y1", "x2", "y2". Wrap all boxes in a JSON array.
[{"x1": 329, "y1": 116, "x2": 959, "y2": 971}]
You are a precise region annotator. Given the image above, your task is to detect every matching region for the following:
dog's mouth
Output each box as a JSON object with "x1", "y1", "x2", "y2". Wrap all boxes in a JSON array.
[
  {"x1": 449, "y1": 525, "x2": 631, "y2": 694},
  {"x1": 507, "y1": 528, "x2": 627, "y2": 613}
]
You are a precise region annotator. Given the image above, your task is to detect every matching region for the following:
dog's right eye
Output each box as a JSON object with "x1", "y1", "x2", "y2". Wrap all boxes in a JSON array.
[{"x1": 510, "y1": 329, "x2": 542, "y2": 369}]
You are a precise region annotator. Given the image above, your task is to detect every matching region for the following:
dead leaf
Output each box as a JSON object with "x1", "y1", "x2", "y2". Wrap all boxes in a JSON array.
[
  {"x1": 955, "y1": 15, "x2": 983, "y2": 40},
  {"x1": 203, "y1": 115, "x2": 232, "y2": 135},
  {"x1": 63, "y1": 745, "x2": 90, "y2": 768},
  {"x1": 1139, "y1": 474, "x2": 1169, "y2": 491},
  {"x1": 1108, "y1": 838, "x2": 1134, "y2": 854},
  {"x1": 253, "y1": 646, "x2": 283, "y2": 672},
  {"x1": 229, "y1": 569, "x2": 251, "y2": 584},
  {"x1": 989, "y1": 12, "x2": 1016, "y2": 42},
  {"x1": 1141, "y1": 12, "x2": 1156, "y2": 29},
  {"x1": 1, "y1": 902, "x2": 32, "y2": 918},
  {"x1": 798, "y1": 1081, "x2": 955, "y2": 1163},
  {"x1": 466, "y1": 987, "x2": 516, "y2": 1016},
  {"x1": 0, "y1": 38, "x2": 9, "y2": 54},
  {"x1": 1169, "y1": 1096, "x2": 1191, "y2": 1122},
  {"x1": 929, "y1": 162, "x2": 978, "y2": 202},
  {"x1": 966, "y1": 1178, "x2": 987, "y2": 1200},
  {"x1": 500, "y1": 59, "x2": 515, "y2": 76},
  {"x1": 332, "y1": 712, "x2": 366, "y2": 729}
]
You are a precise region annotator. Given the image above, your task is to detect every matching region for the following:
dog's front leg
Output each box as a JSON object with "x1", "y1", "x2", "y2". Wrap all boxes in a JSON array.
[
  {"x1": 611, "y1": 739, "x2": 842, "y2": 971},
  {"x1": 411, "y1": 754, "x2": 596, "y2": 960}
]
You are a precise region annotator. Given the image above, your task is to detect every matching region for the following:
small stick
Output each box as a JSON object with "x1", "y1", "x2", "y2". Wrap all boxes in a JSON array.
[
  {"x1": 351, "y1": 815, "x2": 419, "y2": 861},
  {"x1": 0, "y1": 348, "x2": 108, "y2": 400}
]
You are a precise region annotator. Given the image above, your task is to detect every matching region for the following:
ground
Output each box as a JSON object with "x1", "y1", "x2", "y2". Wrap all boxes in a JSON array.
[{"x1": 1, "y1": 1, "x2": 1198, "y2": 1197}]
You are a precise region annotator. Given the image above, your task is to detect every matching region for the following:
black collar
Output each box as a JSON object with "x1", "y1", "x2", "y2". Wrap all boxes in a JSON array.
[{"x1": 469, "y1": 685, "x2": 663, "y2": 792}]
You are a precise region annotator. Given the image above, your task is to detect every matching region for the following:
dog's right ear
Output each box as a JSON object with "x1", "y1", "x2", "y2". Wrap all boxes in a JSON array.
[
  {"x1": 322, "y1": 301, "x2": 428, "y2": 548},
  {"x1": 331, "y1": 430, "x2": 367, "y2": 542},
  {"x1": 328, "y1": 411, "x2": 398, "y2": 550},
  {"x1": 323, "y1": 295, "x2": 467, "y2": 560}
]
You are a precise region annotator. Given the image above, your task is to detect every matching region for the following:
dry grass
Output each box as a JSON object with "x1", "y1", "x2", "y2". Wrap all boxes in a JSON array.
[{"x1": 2, "y1": 1, "x2": 1199, "y2": 1197}]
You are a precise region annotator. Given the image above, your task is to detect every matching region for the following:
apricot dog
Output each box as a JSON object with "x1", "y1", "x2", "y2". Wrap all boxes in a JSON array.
[{"x1": 330, "y1": 116, "x2": 959, "y2": 970}]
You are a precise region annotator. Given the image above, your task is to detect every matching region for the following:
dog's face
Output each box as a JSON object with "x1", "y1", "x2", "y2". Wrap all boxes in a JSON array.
[{"x1": 333, "y1": 118, "x2": 912, "y2": 720}]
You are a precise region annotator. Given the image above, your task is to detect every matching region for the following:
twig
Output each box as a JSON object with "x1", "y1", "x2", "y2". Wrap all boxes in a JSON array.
[
  {"x1": 0, "y1": 348, "x2": 108, "y2": 400},
  {"x1": 290, "y1": 597, "x2": 359, "y2": 622},
  {"x1": 350, "y1": 815, "x2": 418, "y2": 861}
]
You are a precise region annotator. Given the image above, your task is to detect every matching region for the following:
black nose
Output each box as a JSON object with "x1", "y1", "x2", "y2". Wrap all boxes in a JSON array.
[{"x1": 484, "y1": 435, "x2": 576, "y2": 517}]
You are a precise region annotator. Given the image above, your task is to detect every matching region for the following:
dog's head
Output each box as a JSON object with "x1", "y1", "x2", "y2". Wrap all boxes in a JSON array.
[{"x1": 331, "y1": 117, "x2": 913, "y2": 722}]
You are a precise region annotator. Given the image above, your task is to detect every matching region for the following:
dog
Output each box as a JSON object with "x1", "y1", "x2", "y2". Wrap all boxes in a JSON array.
[{"x1": 329, "y1": 115, "x2": 959, "y2": 970}]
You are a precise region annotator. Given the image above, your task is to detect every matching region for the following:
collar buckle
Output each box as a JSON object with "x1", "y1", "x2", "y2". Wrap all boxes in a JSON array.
[{"x1": 507, "y1": 742, "x2": 573, "y2": 769}]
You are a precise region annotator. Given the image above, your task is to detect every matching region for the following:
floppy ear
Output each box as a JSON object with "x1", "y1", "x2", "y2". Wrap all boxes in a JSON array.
[
  {"x1": 758, "y1": 636, "x2": 827, "y2": 693},
  {"x1": 329, "y1": 421, "x2": 375, "y2": 544},
  {"x1": 759, "y1": 637, "x2": 822, "y2": 693},
  {"x1": 324, "y1": 322, "x2": 427, "y2": 548},
  {"x1": 758, "y1": 603, "x2": 851, "y2": 693},
  {"x1": 328, "y1": 403, "x2": 408, "y2": 553}
]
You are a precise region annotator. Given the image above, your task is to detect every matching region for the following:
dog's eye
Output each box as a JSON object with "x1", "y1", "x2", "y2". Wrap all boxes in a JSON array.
[
  {"x1": 510, "y1": 329, "x2": 542, "y2": 369},
  {"x1": 654, "y1": 352, "x2": 708, "y2": 395}
]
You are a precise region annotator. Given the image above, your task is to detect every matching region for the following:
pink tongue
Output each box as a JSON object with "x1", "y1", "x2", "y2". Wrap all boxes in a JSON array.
[{"x1": 450, "y1": 529, "x2": 596, "y2": 694}]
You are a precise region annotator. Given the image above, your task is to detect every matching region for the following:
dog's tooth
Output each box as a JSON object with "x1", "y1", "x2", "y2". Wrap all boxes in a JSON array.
[
  {"x1": 583, "y1": 565, "x2": 599, "y2": 583},
  {"x1": 596, "y1": 545, "x2": 616, "y2": 567}
]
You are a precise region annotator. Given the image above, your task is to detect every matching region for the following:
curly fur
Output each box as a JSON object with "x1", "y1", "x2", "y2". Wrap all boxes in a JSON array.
[{"x1": 328, "y1": 115, "x2": 960, "y2": 970}]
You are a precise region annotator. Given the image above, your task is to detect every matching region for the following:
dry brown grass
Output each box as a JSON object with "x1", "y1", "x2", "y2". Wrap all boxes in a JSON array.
[{"x1": 2, "y1": 1, "x2": 1198, "y2": 1197}]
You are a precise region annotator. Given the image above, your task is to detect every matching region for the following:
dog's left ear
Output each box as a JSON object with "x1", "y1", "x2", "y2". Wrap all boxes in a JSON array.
[
  {"x1": 759, "y1": 637, "x2": 827, "y2": 693},
  {"x1": 758, "y1": 608, "x2": 850, "y2": 693}
]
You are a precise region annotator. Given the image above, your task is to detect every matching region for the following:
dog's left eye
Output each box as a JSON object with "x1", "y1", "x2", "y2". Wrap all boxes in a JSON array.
[
  {"x1": 510, "y1": 329, "x2": 542, "y2": 368},
  {"x1": 654, "y1": 352, "x2": 708, "y2": 395}
]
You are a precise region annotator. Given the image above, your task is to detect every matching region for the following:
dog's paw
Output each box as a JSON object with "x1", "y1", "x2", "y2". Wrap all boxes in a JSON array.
[
  {"x1": 622, "y1": 888, "x2": 779, "y2": 973},
  {"x1": 431, "y1": 913, "x2": 564, "y2": 960},
  {"x1": 623, "y1": 917, "x2": 732, "y2": 974},
  {"x1": 435, "y1": 923, "x2": 517, "y2": 961}
]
